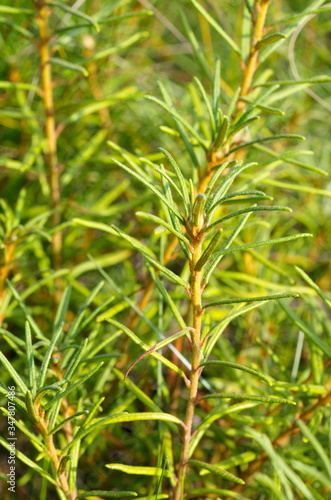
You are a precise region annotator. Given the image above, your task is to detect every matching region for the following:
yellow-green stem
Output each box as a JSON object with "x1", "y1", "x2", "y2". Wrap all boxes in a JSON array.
[
  {"x1": 36, "y1": 2, "x2": 62, "y2": 272},
  {"x1": 239, "y1": 0, "x2": 272, "y2": 106},
  {"x1": 174, "y1": 237, "x2": 203, "y2": 500},
  {"x1": 35, "y1": 417, "x2": 75, "y2": 500}
]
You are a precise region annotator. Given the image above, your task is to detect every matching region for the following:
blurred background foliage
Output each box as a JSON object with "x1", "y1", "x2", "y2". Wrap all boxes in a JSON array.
[{"x1": 0, "y1": 0, "x2": 331, "y2": 499}]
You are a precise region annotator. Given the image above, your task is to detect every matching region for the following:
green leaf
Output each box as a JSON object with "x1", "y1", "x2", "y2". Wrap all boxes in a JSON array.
[
  {"x1": 204, "y1": 292, "x2": 298, "y2": 309},
  {"x1": 105, "y1": 318, "x2": 189, "y2": 384},
  {"x1": 0, "y1": 81, "x2": 40, "y2": 92},
  {"x1": 255, "y1": 33, "x2": 287, "y2": 50},
  {"x1": 6, "y1": 280, "x2": 47, "y2": 341},
  {"x1": 42, "y1": 362, "x2": 104, "y2": 411},
  {"x1": 202, "y1": 393, "x2": 296, "y2": 405},
  {"x1": 49, "y1": 57, "x2": 88, "y2": 77},
  {"x1": 201, "y1": 361, "x2": 273, "y2": 385},
  {"x1": 195, "y1": 230, "x2": 223, "y2": 271},
  {"x1": 280, "y1": 301, "x2": 331, "y2": 358},
  {"x1": 110, "y1": 156, "x2": 184, "y2": 223},
  {"x1": 63, "y1": 339, "x2": 89, "y2": 380},
  {"x1": 25, "y1": 321, "x2": 36, "y2": 396},
  {"x1": 212, "y1": 58, "x2": 222, "y2": 128},
  {"x1": 145, "y1": 96, "x2": 207, "y2": 150},
  {"x1": 65, "y1": 412, "x2": 184, "y2": 453},
  {"x1": 0, "y1": 351, "x2": 28, "y2": 394},
  {"x1": 189, "y1": 0, "x2": 241, "y2": 55},
  {"x1": 136, "y1": 211, "x2": 190, "y2": 246},
  {"x1": 77, "y1": 492, "x2": 137, "y2": 499},
  {"x1": 0, "y1": 6, "x2": 33, "y2": 14},
  {"x1": 158, "y1": 147, "x2": 190, "y2": 208},
  {"x1": 147, "y1": 266, "x2": 187, "y2": 330},
  {"x1": 202, "y1": 211, "x2": 252, "y2": 287},
  {"x1": 206, "y1": 205, "x2": 291, "y2": 231},
  {"x1": 194, "y1": 77, "x2": 216, "y2": 136},
  {"x1": 210, "y1": 233, "x2": 312, "y2": 261},
  {"x1": 48, "y1": 411, "x2": 88, "y2": 436},
  {"x1": 113, "y1": 368, "x2": 162, "y2": 413},
  {"x1": 179, "y1": 10, "x2": 212, "y2": 80},
  {"x1": 54, "y1": 285, "x2": 72, "y2": 334},
  {"x1": 227, "y1": 134, "x2": 305, "y2": 155},
  {"x1": 111, "y1": 225, "x2": 188, "y2": 288},
  {"x1": 86, "y1": 32, "x2": 148, "y2": 61},
  {"x1": 297, "y1": 419, "x2": 331, "y2": 480},
  {"x1": 25, "y1": 389, "x2": 40, "y2": 423},
  {"x1": 37, "y1": 324, "x2": 64, "y2": 389},
  {"x1": 294, "y1": 266, "x2": 331, "y2": 309},
  {"x1": 189, "y1": 401, "x2": 259, "y2": 456},
  {"x1": 125, "y1": 328, "x2": 192, "y2": 379},
  {"x1": 189, "y1": 459, "x2": 244, "y2": 484},
  {"x1": 105, "y1": 464, "x2": 171, "y2": 477},
  {"x1": 158, "y1": 82, "x2": 199, "y2": 167},
  {"x1": 212, "y1": 115, "x2": 229, "y2": 151},
  {"x1": 48, "y1": 1, "x2": 99, "y2": 31}
]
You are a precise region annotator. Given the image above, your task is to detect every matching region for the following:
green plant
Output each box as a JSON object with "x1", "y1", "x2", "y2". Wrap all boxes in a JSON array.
[{"x1": 1, "y1": 1, "x2": 331, "y2": 499}]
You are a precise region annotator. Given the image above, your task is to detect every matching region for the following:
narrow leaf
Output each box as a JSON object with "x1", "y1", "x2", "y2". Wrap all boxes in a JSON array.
[
  {"x1": 38, "y1": 324, "x2": 64, "y2": 388},
  {"x1": 111, "y1": 225, "x2": 188, "y2": 288},
  {"x1": 106, "y1": 318, "x2": 189, "y2": 384},
  {"x1": 49, "y1": 57, "x2": 88, "y2": 76},
  {"x1": 49, "y1": 1, "x2": 99, "y2": 31},
  {"x1": 0, "y1": 352, "x2": 28, "y2": 394},
  {"x1": 201, "y1": 361, "x2": 273, "y2": 385},
  {"x1": 125, "y1": 328, "x2": 192, "y2": 379},
  {"x1": 204, "y1": 292, "x2": 298, "y2": 309},
  {"x1": 255, "y1": 33, "x2": 287, "y2": 50},
  {"x1": 105, "y1": 464, "x2": 171, "y2": 477},
  {"x1": 294, "y1": 266, "x2": 331, "y2": 309},
  {"x1": 227, "y1": 134, "x2": 304, "y2": 155},
  {"x1": 159, "y1": 147, "x2": 190, "y2": 208},
  {"x1": 77, "y1": 492, "x2": 137, "y2": 499},
  {"x1": 201, "y1": 393, "x2": 296, "y2": 405},
  {"x1": 25, "y1": 321, "x2": 36, "y2": 396},
  {"x1": 110, "y1": 156, "x2": 184, "y2": 223},
  {"x1": 189, "y1": 459, "x2": 244, "y2": 484},
  {"x1": 195, "y1": 230, "x2": 223, "y2": 271},
  {"x1": 42, "y1": 362, "x2": 104, "y2": 411},
  {"x1": 189, "y1": 0, "x2": 241, "y2": 54},
  {"x1": 206, "y1": 205, "x2": 291, "y2": 231},
  {"x1": 136, "y1": 211, "x2": 190, "y2": 245}
]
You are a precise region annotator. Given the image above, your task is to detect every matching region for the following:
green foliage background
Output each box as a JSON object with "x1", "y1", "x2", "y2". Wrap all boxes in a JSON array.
[{"x1": 0, "y1": 1, "x2": 330, "y2": 499}]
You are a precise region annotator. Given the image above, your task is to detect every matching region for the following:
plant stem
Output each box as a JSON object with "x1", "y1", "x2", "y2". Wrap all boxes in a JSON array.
[
  {"x1": 35, "y1": 1, "x2": 62, "y2": 273},
  {"x1": 238, "y1": 0, "x2": 272, "y2": 107},
  {"x1": 35, "y1": 417, "x2": 75, "y2": 500},
  {"x1": 174, "y1": 235, "x2": 204, "y2": 500}
]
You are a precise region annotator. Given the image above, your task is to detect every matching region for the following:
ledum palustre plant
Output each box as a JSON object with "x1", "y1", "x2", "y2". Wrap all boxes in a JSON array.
[{"x1": 1, "y1": 0, "x2": 331, "y2": 499}]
